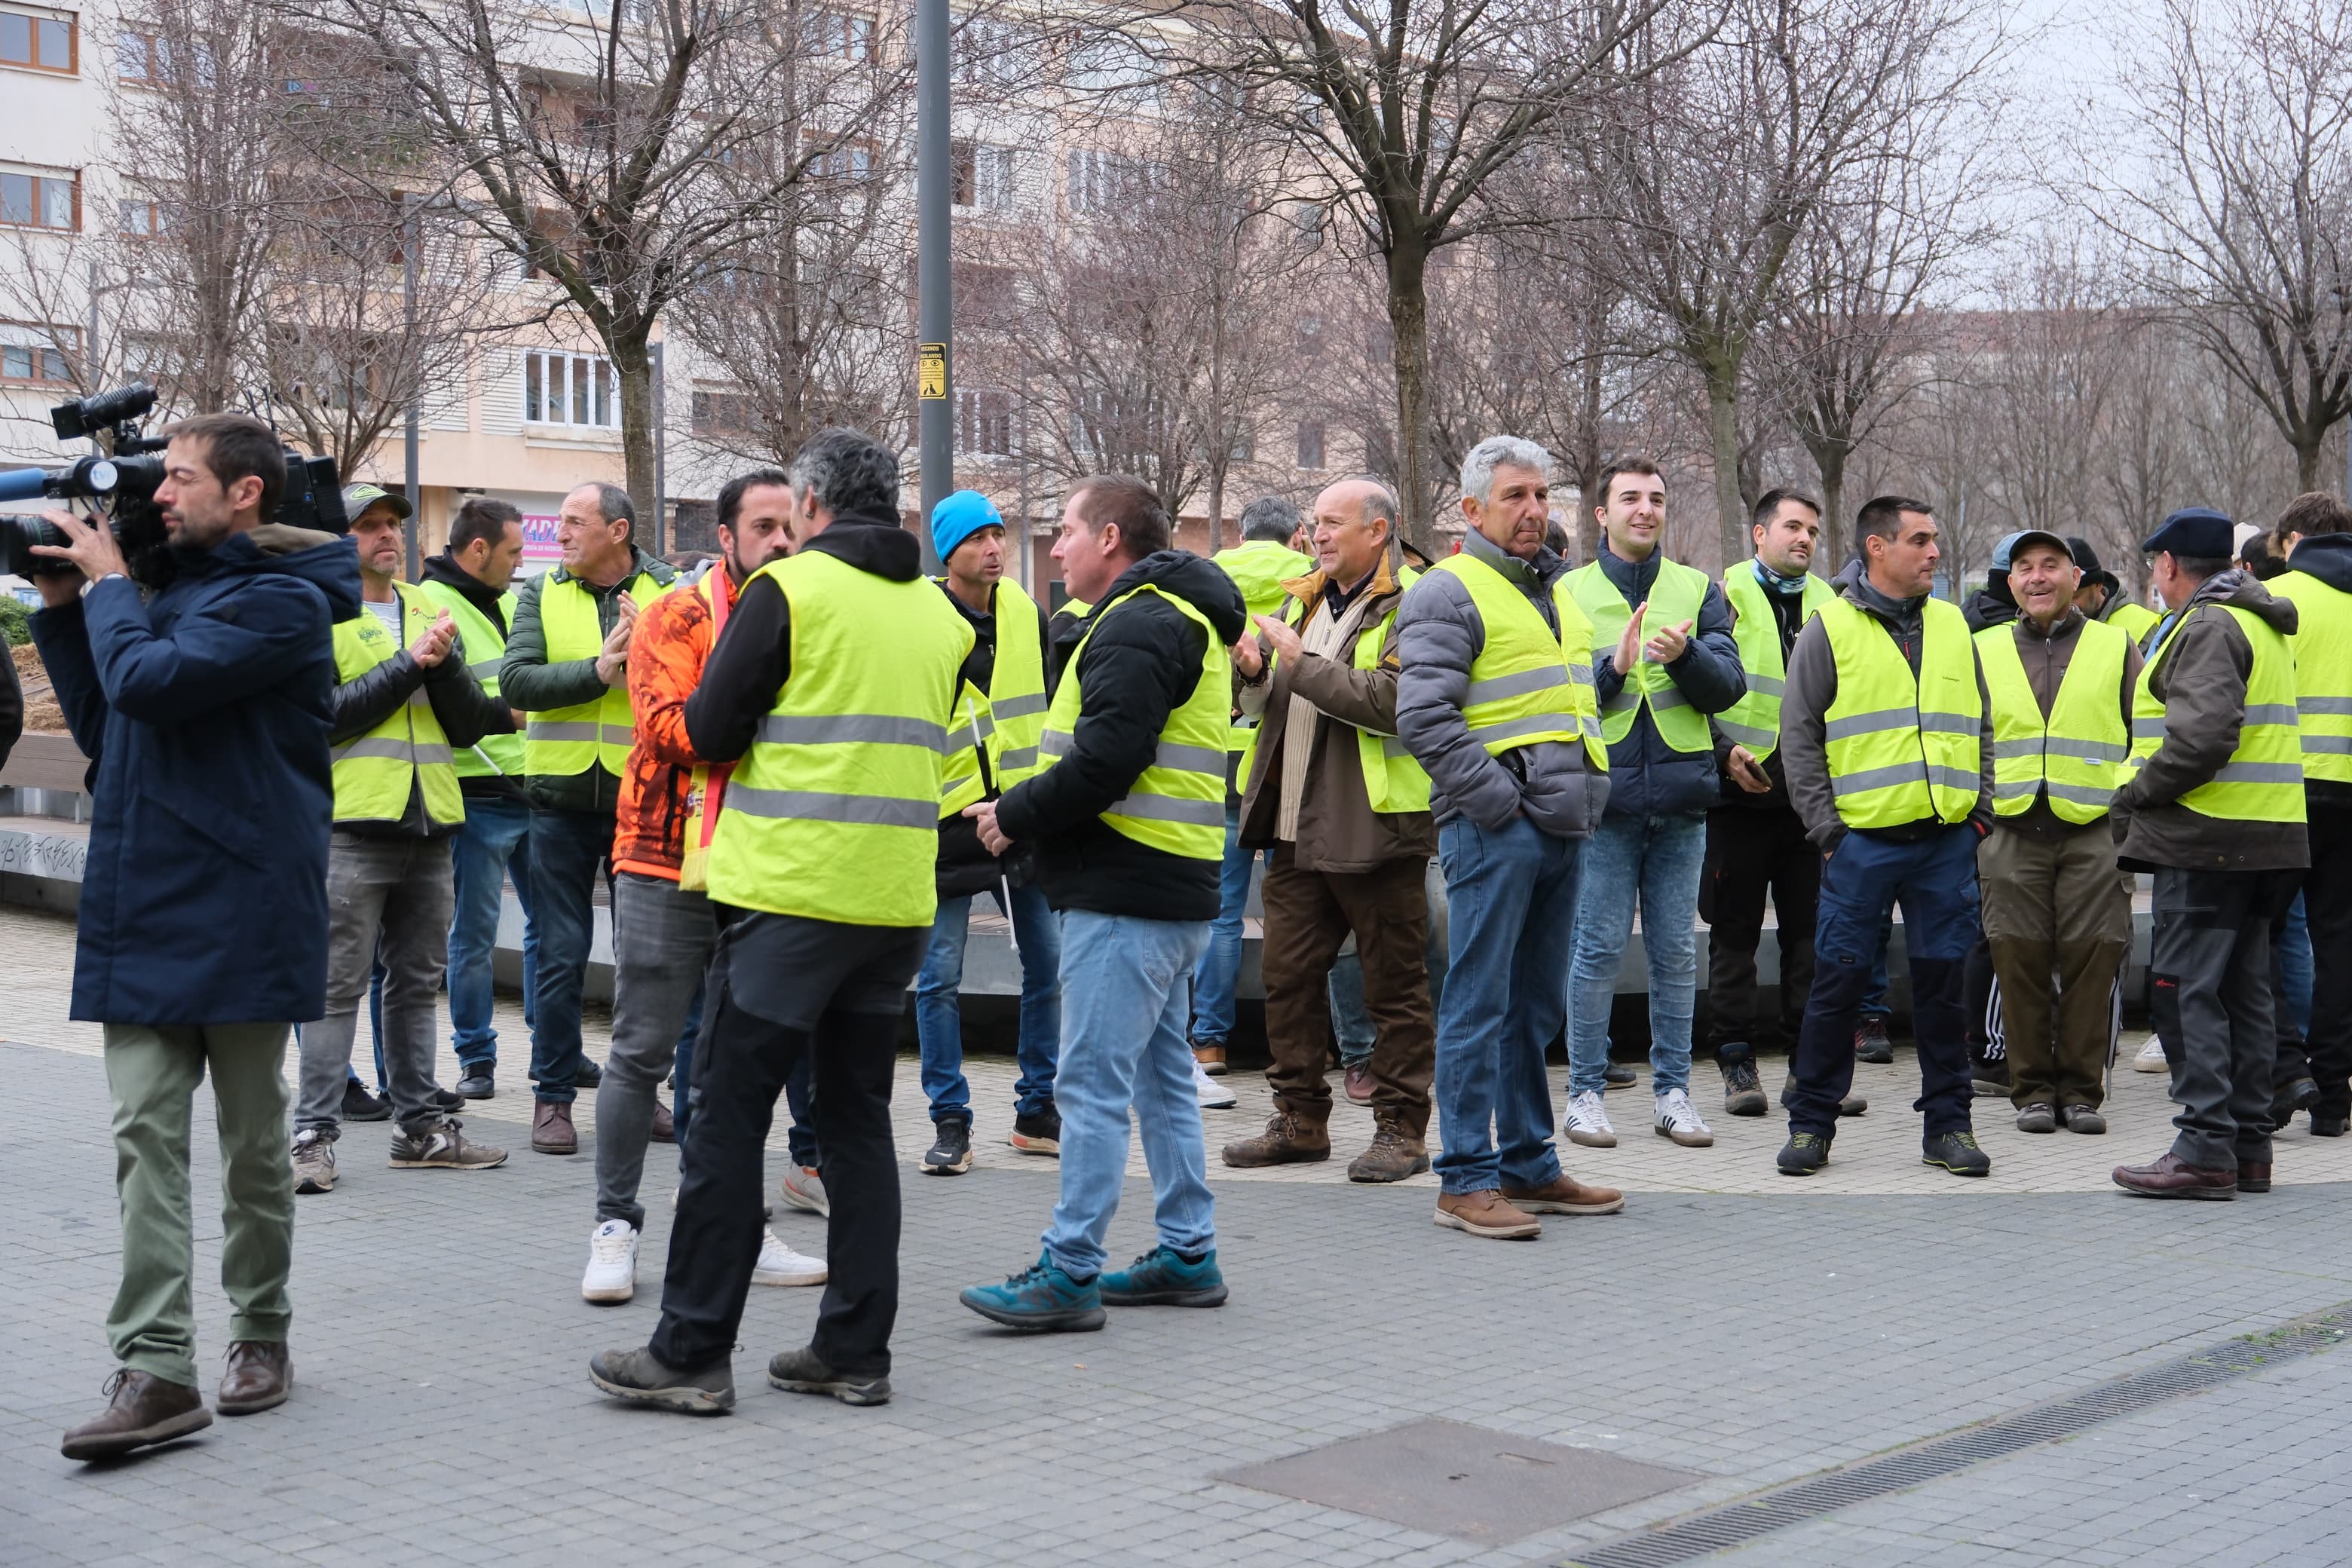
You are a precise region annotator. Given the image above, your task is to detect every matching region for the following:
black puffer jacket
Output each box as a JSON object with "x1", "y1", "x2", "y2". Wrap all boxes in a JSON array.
[
  {"x1": 995, "y1": 550, "x2": 1248, "y2": 921},
  {"x1": 330, "y1": 602, "x2": 504, "y2": 838}
]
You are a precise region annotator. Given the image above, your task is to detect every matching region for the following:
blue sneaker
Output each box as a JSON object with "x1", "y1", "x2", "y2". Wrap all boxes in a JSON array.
[
  {"x1": 958, "y1": 1251, "x2": 1105, "y2": 1332},
  {"x1": 1099, "y1": 1245, "x2": 1228, "y2": 1308}
]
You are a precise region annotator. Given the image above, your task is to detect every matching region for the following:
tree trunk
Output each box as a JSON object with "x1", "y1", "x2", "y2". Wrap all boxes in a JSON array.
[
  {"x1": 1818, "y1": 452, "x2": 1846, "y2": 576},
  {"x1": 2297, "y1": 429, "x2": 2323, "y2": 493},
  {"x1": 1206, "y1": 462, "x2": 1226, "y2": 556},
  {"x1": 1386, "y1": 244, "x2": 1437, "y2": 554},
  {"x1": 613, "y1": 330, "x2": 659, "y2": 532},
  {"x1": 1706, "y1": 369, "x2": 1745, "y2": 572}
]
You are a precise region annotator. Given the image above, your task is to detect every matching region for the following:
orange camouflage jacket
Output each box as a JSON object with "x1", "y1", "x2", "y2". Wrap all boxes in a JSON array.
[{"x1": 613, "y1": 567, "x2": 734, "y2": 880}]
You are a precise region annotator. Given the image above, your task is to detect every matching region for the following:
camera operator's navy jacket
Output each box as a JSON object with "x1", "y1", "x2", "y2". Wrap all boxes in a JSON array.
[{"x1": 32, "y1": 530, "x2": 360, "y2": 1025}]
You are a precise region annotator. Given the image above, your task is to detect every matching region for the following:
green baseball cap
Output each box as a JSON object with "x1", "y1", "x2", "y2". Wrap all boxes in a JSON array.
[{"x1": 341, "y1": 482, "x2": 413, "y2": 522}]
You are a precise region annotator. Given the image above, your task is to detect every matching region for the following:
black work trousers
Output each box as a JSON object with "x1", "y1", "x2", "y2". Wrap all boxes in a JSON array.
[
  {"x1": 1699, "y1": 803, "x2": 1818, "y2": 1053},
  {"x1": 2151, "y1": 867, "x2": 2294, "y2": 1170},
  {"x1": 2274, "y1": 805, "x2": 2352, "y2": 1117},
  {"x1": 651, "y1": 914, "x2": 924, "y2": 1380}
]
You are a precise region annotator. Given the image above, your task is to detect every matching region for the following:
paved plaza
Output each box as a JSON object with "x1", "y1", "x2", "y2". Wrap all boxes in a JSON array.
[{"x1": 3, "y1": 902, "x2": 2348, "y2": 1568}]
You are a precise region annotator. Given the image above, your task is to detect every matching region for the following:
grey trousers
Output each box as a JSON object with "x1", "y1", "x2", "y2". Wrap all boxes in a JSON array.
[
  {"x1": 296, "y1": 832, "x2": 456, "y2": 1138},
  {"x1": 2151, "y1": 865, "x2": 2287, "y2": 1169},
  {"x1": 596, "y1": 871, "x2": 720, "y2": 1230}
]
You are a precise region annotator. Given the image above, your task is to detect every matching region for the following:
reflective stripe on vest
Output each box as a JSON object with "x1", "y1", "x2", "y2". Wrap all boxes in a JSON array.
[
  {"x1": 330, "y1": 582, "x2": 464, "y2": 827},
  {"x1": 1036, "y1": 583, "x2": 1230, "y2": 859},
  {"x1": 1974, "y1": 617, "x2": 2131, "y2": 824},
  {"x1": 2126, "y1": 602, "x2": 2307, "y2": 824},
  {"x1": 704, "y1": 552, "x2": 974, "y2": 926},
  {"x1": 1819, "y1": 594, "x2": 1982, "y2": 829},
  {"x1": 940, "y1": 577, "x2": 1049, "y2": 817},
  {"x1": 2270, "y1": 568, "x2": 2352, "y2": 787},
  {"x1": 417, "y1": 578, "x2": 522, "y2": 779},
  {"x1": 1423, "y1": 553, "x2": 1609, "y2": 773},
  {"x1": 523, "y1": 571, "x2": 669, "y2": 778},
  {"x1": 1717, "y1": 565, "x2": 1834, "y2": 761},
  {"x1": 1565, "y1": 556, "x2": 1713, "y2": 753}
]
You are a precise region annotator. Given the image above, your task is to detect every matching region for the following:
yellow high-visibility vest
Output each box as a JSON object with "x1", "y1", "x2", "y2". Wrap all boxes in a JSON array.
[
  {"x1": 2126, "y1": 604, "x2": 2306, "y2": 824},
  {"x1": 416, "y1": 578, "x2": 521, "y2": 780},
  {"x1": 1716, "y1": 565, "x2": 1834, "y2": 761},
  {"x1": 1260, "y1": 563, "x2": 1432, "y2": 814},
  {"x1": 330, "y1": 582, "x2": 464, "y2": 828},
  {"x1": 2104, "y1": 599, "x2": 2161, "y2": 648},
  {"x1": 940, "y1": 578, "x2": 1049, "y2": 817},
  {"x1": 1974, "y1": 617, "x2": 2131, "y2": 825},
  {"x1": 1818, "y1": 595, "x2": 1982, "y2": 829},
  {"x1": 1566, "y1": 556, "x2": 1714, "y2": 753},
  {"x1": 1421, "y1": 553, "x2": 1609, "y2": 773},
  {"x1": 2268, "y1": 568, "x2": 2352, "y2": 788},
  {"x1": 522, "y1": 570, "x2": 671, "y2": 778}
]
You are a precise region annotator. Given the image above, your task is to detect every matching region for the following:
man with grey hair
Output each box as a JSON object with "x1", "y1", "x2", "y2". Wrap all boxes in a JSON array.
[
  {"x1": 1190, "y1": 497, "x2": 1313, "y2": 1086},
  {"x1": 502, "y1": 479, "x2": 678, "y2": 1153},
  {"x1": 1395, "y1": 436, "x2": 1624, "y2": 1239}
]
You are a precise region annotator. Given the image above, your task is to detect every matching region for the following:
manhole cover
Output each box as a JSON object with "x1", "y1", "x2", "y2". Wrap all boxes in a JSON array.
[{"x1": 1217, "y1": 1418, "x2": 1696, "y2": 1543}]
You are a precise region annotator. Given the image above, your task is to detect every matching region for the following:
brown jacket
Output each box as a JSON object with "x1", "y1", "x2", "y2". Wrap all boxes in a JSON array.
[
  {"x1": 1236, "y1": 558, "x2": 1437, "y2": 873},
  {"x1": 1992, "y1": 607, "x2": 2142, "y2": 840},
  {"x1": 2112, "y1": 570, "x2": 2308, "y2": 872}
]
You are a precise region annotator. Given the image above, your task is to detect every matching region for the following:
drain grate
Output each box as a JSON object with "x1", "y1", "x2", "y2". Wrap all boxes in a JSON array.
[{"x1": 1563, "y1": 1303, "x2": 2352, "y2": 1568}]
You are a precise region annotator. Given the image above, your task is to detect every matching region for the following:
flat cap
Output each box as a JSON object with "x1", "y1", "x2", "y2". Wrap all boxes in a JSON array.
[{"x1": 2142, "y1": 507, "x2": 2232, "y2": 560}]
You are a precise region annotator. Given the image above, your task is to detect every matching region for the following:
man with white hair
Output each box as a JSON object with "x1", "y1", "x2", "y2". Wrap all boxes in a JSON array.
[{"x1": 1393, "y1": 436, "x2": 1624, "y2": 1240}]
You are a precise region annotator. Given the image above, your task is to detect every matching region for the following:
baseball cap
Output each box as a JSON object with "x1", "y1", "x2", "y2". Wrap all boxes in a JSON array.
[{"x1": 341, "y1": 483, "x2": 412, "y2": 522}]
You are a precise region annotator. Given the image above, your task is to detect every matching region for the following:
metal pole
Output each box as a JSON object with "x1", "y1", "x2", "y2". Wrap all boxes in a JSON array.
[
  {"x1": 403, "y1": 197, "x2": 421, "y2": 580},
  {"x1": 652, "y1": 340, "x2": 667, "y2": 556},
  {"x1": 914, "y1": 0, "x2": 951, "y2": 571}
]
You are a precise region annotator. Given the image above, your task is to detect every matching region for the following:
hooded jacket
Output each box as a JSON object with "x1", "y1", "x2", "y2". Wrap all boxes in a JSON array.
[
  {"x1": 419, "y1": 551, "x2": 525, "y2": 803},
  {"x1": 1585, "y1": 541, "x2": 1747, "y2": 819},
  {"x1": 2112, "y1": 568, "x2": 2308, "y2": 872},
  {"x1": 32, "y1": 528, "x2": 359, "y2": 1024},
  {"x1": 2280, "y1": 531, "x2": 2352, "y2": 813},
  {"x1": 1962, "y1": 574, "x2": 2018, "y2": 634},
  {"x1": 1778, "y1": 558, "x2": 1997, "y2": 852},
  {"x1": 501, "y1": 544, "x2": 678, "y2": 816},
  {"x1": 1393, "y1": 526, "x2": 1610, "y2": 838},
  {"x1": 994, "y1": 550, "x2": 1249, "y2": 920}
]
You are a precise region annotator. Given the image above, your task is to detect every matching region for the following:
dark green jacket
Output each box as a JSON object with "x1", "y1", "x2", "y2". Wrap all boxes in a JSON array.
[{"x1": 501, "y1": 547, "x2": 678, "y2": 816}]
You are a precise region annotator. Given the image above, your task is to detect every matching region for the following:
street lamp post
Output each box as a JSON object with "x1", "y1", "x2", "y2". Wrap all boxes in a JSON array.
[{"x1": 914, "y1": 0, "x2": 951, "y2": 569}]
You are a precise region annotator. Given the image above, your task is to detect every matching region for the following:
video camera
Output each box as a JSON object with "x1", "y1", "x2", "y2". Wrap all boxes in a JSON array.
[{"x1": 0, "y1": 383, "x2": 348, "y2": 586}]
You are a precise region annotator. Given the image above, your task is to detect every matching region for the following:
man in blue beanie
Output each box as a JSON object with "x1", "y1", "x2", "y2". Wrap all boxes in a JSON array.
[{"x1": 914, "y1": 491, "x2": 1063, "y2": 1176}]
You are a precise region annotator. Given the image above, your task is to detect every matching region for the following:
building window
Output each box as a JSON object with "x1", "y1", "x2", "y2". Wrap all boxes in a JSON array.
[
  {"x1": 691, "y1": 387, "x2": 755, "y2": 436},
  {"x1": 118, "y1": 30, "x2": 207, "y2": 85},
  {"x1": 119, "y1": 195, "x2": 176, "y2": 236},
  {"x1": 522, "y1": 349, "x2": 620, "y2": 429},
  {"x1": 807, "y1": 136, "x2": 874, "y2": 182},
  {"x1": 1295, "y1": 421, "x2": 1325, "y2": 470},
  {"x1": 1, "y1": 322, "x2": 76, "y2": 385},
  {"x1": 803, "y1": 8, "x2": 874, "y2": 58},
  {"x1": 1065, "y1": 149, "x2": 1154, "y2": 215},
  {"x1": 951, "y1": 141, "x2": 1015, "y2": 209},
  {"x1": 0, "y1": 167, "x2": 78, "y2": 231},
  {"x1": 0, "y1": 7, "x2": 75, "y2": 73},
  {"x1": 956, "y1": 387, "x2": 1011, "y2": 457}
]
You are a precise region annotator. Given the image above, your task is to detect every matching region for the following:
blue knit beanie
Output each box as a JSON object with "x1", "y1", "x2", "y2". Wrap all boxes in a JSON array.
[{"x1": 929, "y1": 490, "x2": 1003, "y2": 565}]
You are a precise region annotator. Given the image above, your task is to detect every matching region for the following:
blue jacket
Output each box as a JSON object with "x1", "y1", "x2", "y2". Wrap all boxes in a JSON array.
[
  {"x1": 32, "y1": 531, "x2": 360, "y2": 1025},
  {"x1": 1587, "y1": 542, "x2": 1747, "y2": 819}
]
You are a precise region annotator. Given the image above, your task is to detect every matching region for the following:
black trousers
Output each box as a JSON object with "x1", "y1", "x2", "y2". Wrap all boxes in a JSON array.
[
  {"x1": 651, "y1": 914, "x2": 923, "y2": 1380},
  {"x1": 1699, "y1": 803, "x2": 1818, "y2": 1052},
  {"x1": 2275, "y1": 805, "x2": 2352, "y2": 1116},
  {"x1": 2151, "y1": 866, "x2": 2294, "y2": 1168}
]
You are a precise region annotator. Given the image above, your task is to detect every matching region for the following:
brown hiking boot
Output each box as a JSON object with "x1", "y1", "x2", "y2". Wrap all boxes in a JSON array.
[
  {"x1": 531, "y1": 1099, "x2": 577, "y2": 1155},
  {"x1": 60, "y1": 1369, "x2": 212, "y2": 1461},
  {"x1": 216, "y1": 1341, "x2": 292, "y2": 1415},
  {"x1": 1220, "y1": 1109, "x2": 1330, "y2": 1168},
  {"x1": 1432, "y1": 1189, "x2": 1541, "y2": 1239},
  {"x1": 1502, "y1": 1174, "x2": 1626, "y2": 1215},
  {"x1": 1346, "y1": 1116, "x2": 1429, "y2": 1184}
]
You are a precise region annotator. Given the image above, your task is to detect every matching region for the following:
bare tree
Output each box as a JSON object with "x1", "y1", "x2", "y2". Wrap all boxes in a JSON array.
[{"x1": 2099, "y1": 0, "x2": 2352, "y2": 492}]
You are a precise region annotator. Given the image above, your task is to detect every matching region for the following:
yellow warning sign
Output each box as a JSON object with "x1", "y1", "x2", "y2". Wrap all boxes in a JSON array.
[{"x1": 917, "y1": 341, "x2": 948, "y2": 400}]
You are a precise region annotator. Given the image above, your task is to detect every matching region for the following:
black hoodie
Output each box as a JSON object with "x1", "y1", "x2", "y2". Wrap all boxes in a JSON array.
[{"x1": 996, "y1": 550, "x2": 1249, "y2": 920}]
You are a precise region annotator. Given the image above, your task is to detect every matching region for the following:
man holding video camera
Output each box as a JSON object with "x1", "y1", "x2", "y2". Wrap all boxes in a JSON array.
[{"x1": 29, "y1": 413, "x2": 360, "y2": 1460}]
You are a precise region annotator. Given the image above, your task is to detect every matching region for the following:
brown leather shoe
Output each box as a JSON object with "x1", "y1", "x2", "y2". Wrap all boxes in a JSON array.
[
  {"x1": 1220, "y1": 1110, "x2": 1330, "y2": 1168},
  {"x1": 1191, "y1": 1041, "x2": 1228, "y2": 1076},
  {"x1": 650, "y1": 1098, "x2": 676, "y2": 1144},
  {"x1": 60, "y1": 1369, "x2": 212, "y2": 1461},
  {"x1": 531, "y1": 1099, "x2": 577, "y2": 1155},
  {"x1": 1502, "y1": 1174, "x2": 1626, "y2": 1216},
  {"x1": 216, "y1": 1341, "x2": 291, "y2": 1415},
  {"x1": 1346, "y1": 1116, "x2": 1429, "y2": 1184},
  {"x1": 2237, "y1": 1161, "x2": 2273, "y2": 1193},
  {"x1": 1343, "y1": 1061, "x2": 1375, "y2": 1105},
  {"x1": 1432, "y1": 1189, "x2": 1541, "y2": 1239},
  {"x1": 2112, "y1": 1151, "x2": 2237, "y2": 1199}
]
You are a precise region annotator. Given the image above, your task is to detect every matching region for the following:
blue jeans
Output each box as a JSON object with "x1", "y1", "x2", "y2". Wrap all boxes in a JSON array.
[
  {"x1": 1188, "y1": 802, "x2": 1264, "y2": 1046},
  {"x1": 915, "y1": 881, "x2": 1062, "y2": 1123},
  {"x1": 2279, "y1": 891, "x2": 2314, "y2": 1040},
  {"x1": 527, "y1": 807, "x2": 612, "y2": 1105},
  {"x1": 1787, "y1": 826, "x2": 1983, "y2": 1137},
  {"x1": 1432, "y1": 816, "x2": 1580, "y2": 1196},
  {"x1": 1042, "y1": 911, "x2": 1214, "y2": 1279},
  {"x1": 1331, "y1": 858, "x2": 1450, "y2": 1064},
  {"x1": 1567, "y1": 813, "x2": 1705, "y2": 1096},
  {"x1": 447, "y1": 795, "x2": 537, "y2": 1071}
]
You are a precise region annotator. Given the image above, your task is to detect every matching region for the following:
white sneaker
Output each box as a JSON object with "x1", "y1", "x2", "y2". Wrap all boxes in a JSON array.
[
  {"x1": 1564, "y1": 1089, "x2": 1616, "y2": 1147},
  {"x1": 581, "y1": 1219, "x2": 639, "y2": 1303},
  {"x1": 1653, "y1": 1087, "x2": 1715, "y2": 1147},
  {"x1": 777, "y1": 1164, "x2": 829, "y2": 1217},
  {"x1": 1193, "y1": 1055, "x2": 1238, "y2": 1109},
  {"x1": 752, "y1": 1227, "x2": 827, "y2": 1287},
  {"x1": 2132, "y1": 1037, "x2": 2168, "y2": 1073}
]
